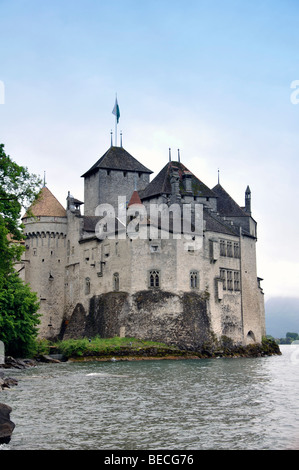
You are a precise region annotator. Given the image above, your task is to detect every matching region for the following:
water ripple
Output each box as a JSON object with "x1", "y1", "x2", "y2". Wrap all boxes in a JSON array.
[{"x1": 2, "y1": 345, "x2": 299, "y2": 450}]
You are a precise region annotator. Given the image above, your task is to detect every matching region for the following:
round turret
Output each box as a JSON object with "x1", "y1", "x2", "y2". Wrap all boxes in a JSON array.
[{"x1": 22, "y1": 187, "x2": 67, "y2": 339}]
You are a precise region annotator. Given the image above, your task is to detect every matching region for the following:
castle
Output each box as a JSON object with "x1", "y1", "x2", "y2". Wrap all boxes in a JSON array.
[{"x1": 20, "y1": 141, "x2": 266, "y2": 350}]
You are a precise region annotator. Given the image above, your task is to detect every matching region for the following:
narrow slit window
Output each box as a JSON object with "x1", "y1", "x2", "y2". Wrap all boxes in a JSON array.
[
  {"x1": 220, "y1": 240, "x2": 226, "y2": 256},
  {"x1": 113, "y1": 273, "x2": 119, "y2": 292},
  {"x1": 234, "y1": 271, "x2": 240, "y2": 291},
  {"x1": 227, "y1": 270, "x2": 233, "y2": 290},
  {"x1": 85, "y1": 277, "x2": 90, "y2": 295},
  {"x1": 220, "y1": 269, "x2": 226, "y2": 290}
]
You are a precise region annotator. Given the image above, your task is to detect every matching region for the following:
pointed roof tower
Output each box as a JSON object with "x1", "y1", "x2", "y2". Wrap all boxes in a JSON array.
[
  {"x1": 139, "y1": 161, "x2": 216, "y2": 201},
  {"x1": 212, "y1": 183, "x2": 248, "y2": 217},
  {"x1": 128, "y1": 190, "x2": 142, "y2": 207},
  {"x1": 23, "y1": 186, "x2": 66, "y2": 218},
  {"x1": 81, "y1": 146, "x2": 152, "y2": 178}
]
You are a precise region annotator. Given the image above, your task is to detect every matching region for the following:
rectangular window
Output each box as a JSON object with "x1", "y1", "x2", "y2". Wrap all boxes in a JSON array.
[
  {"x1": 220, "y1": 239, "x2": 239, "y2": 258},
  {"x1": 220, "y1": 268, "x2": 226, "y2": 290},
  {"x1": 234, "y1": 242, "x2": 240, "y2": 258},
  {"x1": 227, "y1": 270, "x2": 233, "y2": 290},
  {"x1": 220, "y1": 240, "x2": 226, "y2": 256},
  {"x1": 220, "y1": 269, "x2": 240, "y2": 292},
  {"x1": 234, "y1": 271, "x2": 240, "y2": 291},
  {"x1": 227, "y1": 241, "x2": 233, "y2": 257}
]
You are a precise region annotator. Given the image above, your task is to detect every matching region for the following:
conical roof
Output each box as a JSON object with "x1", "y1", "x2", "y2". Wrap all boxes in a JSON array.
[
  {"x1": 128, "y1": 190, "x2": 142, "y2": 207},
  {"x1": 23, "y1": 186, "x2": 66, "y2": 218},
  {"x1": 81, "y1": 146, "x2": 152, "y2": 177}
]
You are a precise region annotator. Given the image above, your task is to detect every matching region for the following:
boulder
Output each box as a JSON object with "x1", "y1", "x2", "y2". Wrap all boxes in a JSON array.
[
  {"x1": 0, "y1": 372, "x2": 18, "y2": 390},
  {"x1": 39, "y1": 354, "x2": 61, "y2": 363},
  {"x1": 0, "y1": 403, "x2": 15, "y2": 444},
  {"x1": 0, "y1": 356, "x2": 37, "y2": 369}
]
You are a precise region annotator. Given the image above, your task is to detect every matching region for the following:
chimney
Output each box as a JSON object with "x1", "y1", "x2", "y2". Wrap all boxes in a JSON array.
[
  {"x1": 182, "y1": 170, "x2": 193, "y2": 193},
  {"x1": 170, "y1": 165, "x2": 181, "y2": 204}
]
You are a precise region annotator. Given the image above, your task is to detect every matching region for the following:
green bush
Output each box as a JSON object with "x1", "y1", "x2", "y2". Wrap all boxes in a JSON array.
[{"x1": 0, "y1": 272, "x2": 40, "y2": 357}]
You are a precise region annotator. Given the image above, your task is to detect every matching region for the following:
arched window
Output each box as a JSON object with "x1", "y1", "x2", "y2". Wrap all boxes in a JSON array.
[
  {"x1": 149, "y1": 270, "x2": 160, "y2": 288},
  {"x1": 85, "y1": 277, "x2": 90, "y2": 295},
  {"x1": 190, "y1": 271, "x2": 199, "y2": 289},
  {"x1": 113, "y1": 273, "x2": 119, "y2": 292}
]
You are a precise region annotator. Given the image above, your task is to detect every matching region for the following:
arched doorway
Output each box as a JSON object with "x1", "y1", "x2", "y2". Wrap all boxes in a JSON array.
[{"x1": 246, "y1": 330, "x2": 256, "y2": 344}]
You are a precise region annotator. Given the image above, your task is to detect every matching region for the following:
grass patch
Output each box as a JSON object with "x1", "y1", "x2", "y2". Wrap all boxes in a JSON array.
[{"x1": 52, "y1": 336, "x2": 183, "y2": 359}]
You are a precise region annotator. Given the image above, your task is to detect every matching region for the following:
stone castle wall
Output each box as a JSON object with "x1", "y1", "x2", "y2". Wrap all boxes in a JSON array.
[
  {"x1": 84, "y1": 169, "x2": 150, "y2": 216},
  {"x1": 62, "y1": 290, "x2": 213, "y2": 350}
]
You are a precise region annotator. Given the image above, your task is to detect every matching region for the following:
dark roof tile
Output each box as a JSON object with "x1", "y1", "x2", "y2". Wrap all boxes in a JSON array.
[
  {"x1": 81, "y1": 146, "x2": 152, "y2": 177},
  {"x1": 139, "y1": 161, "x2": 216, "y2": 200},
  {"x1": 212, "y1": 184, "x2": 248, "y2": 217}
]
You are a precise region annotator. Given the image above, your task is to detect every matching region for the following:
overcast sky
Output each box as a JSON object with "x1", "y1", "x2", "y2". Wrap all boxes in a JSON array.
[{"x1": 1, "y1": 0, "x2": 299, "y2": 301}]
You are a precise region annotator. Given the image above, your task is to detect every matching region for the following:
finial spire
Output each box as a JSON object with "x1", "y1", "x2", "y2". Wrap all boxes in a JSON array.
[
  {"x1": 120, "y1": 131, "x2": 123, "y2": 148},
  {"x1": 110, "y1": 130, "x2": 113, "y2": 147},
  {"x1": 218, "y1": 168, "x2": 220, "y2": 184},
  {"x1": 245, "y1": 185, "x2": 251, "y2": 214},
  {"x1": 43, "y1": 171, "x2": 46, "y2": 187},
  {"x1": 178, "y1": 149, "x2": 180, "y2": 162},
  {"x1": 169, "y1": 148, "x2": 171, "y2": 162}
]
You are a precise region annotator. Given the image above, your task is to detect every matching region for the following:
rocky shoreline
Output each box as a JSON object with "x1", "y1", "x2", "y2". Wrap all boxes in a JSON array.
[{"x1": 0, "y1": 357, "x2": 37, "y2": 444}]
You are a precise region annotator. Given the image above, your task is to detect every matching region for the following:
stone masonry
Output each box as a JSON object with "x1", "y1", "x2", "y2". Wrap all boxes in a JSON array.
[{"x1": 21, "y1": 143, "x2": 266, "y2": 349}]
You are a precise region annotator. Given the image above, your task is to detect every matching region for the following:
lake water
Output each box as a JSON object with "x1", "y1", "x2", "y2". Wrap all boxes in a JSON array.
[{"x1": 1, "y1": 344, "x2": 299, "y2": 451}]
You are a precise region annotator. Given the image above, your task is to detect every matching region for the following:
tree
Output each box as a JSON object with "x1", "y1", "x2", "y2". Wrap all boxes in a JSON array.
[
  {"x1": 0, "y1": 143, "x2": 41, "y2": 239},
  {"x1": 0, "y1": 144, "x2": 42, "y2": 356},
  {"x1": 286, "y1": 332, "x2": 299, "y2": 341},
  {"x1": 0, "y1": 271, "x2": 40, "y2": 357}
]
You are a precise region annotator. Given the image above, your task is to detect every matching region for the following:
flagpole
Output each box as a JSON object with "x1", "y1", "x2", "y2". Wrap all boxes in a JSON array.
[{"x1": 115, "y1": 113, "x2": 117, "y2": 147}]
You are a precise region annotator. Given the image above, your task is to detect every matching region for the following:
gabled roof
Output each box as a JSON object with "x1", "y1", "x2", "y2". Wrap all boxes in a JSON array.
[
  {"x1": 81, "y1": 146, "x2": 152, "y2": 177},
  {"x1": 212, "y1": 183, "x2": 248, "y2": 217},
  {"x1": 139, "y1": 161, "x2": 216, "y2": 200},
  {"x1": 23, "y1": 186, "x2": 66, "y2": 218}
]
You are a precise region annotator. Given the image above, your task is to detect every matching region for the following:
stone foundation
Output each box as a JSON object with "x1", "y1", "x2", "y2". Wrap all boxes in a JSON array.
[{"x1": 62, "y1": 290, "x2": 213, "y2": 350}]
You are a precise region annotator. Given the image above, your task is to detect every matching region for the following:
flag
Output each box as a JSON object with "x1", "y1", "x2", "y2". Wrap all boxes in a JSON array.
[{"x1": 112, "y1": 97, "x2": 120, "y2": 123}]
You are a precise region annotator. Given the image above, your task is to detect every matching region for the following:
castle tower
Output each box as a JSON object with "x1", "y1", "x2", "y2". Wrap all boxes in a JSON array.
[
  {"x1": 22, "y1": 187, "x2": 67, "y2": 339},
  {"x1": 81, "y1": 146, "x2": 152, "y2": 215}
]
